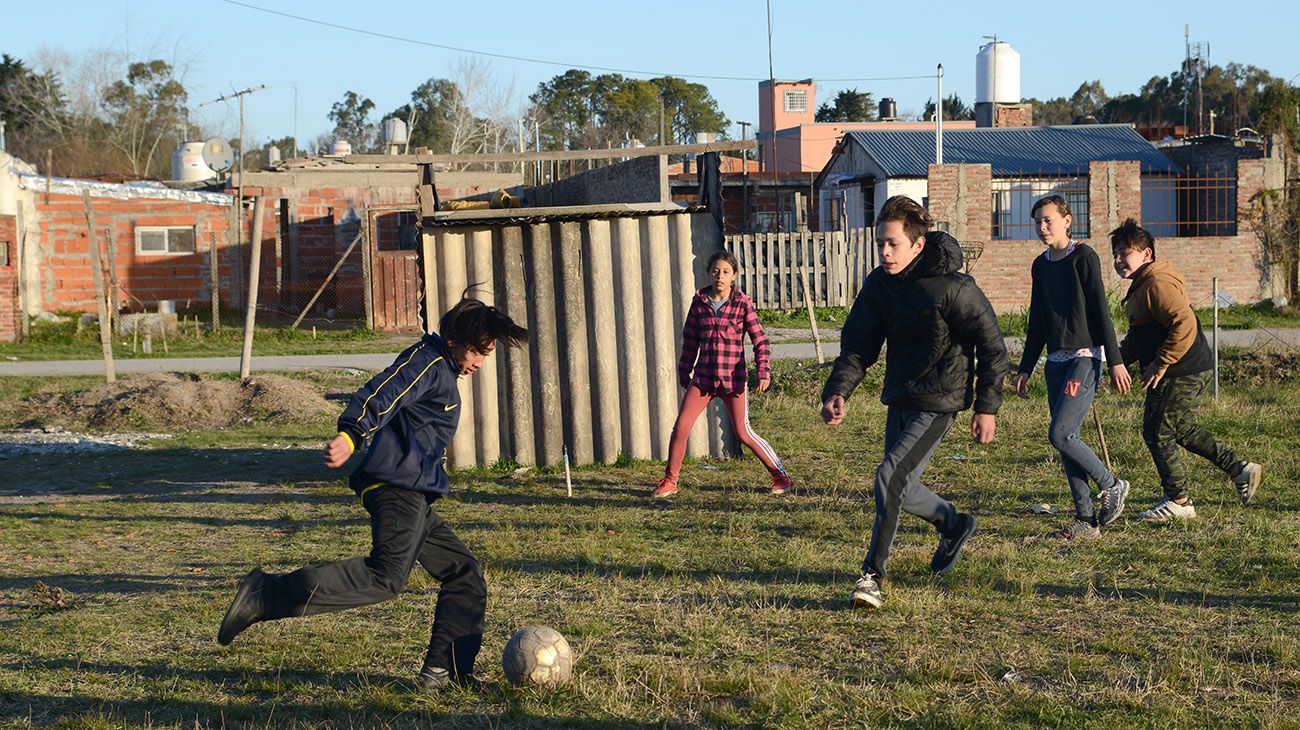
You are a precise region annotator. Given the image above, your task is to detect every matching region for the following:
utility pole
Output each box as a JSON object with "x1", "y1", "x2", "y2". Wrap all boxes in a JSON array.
[
  {"x1": 766, "y1": 0, "x2": 775, "y2": 82},
  {"x1": 200, "y1": 85, "x2": 268, "y2": 324}
]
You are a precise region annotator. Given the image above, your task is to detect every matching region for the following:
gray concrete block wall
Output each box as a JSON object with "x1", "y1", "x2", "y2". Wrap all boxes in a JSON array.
[{"x1": 528, "y1": 156, "x2": 669, "y2": 207}]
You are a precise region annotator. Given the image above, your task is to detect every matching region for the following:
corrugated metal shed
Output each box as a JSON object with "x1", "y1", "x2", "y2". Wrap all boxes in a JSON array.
[{"x1": 843, "y1": 124, "x2": 1179, "y2": 177}]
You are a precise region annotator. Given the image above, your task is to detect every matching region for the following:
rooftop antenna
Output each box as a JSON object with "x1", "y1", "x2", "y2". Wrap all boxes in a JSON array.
[{"x1": 200, "y1": 84, "x2": 268, "y2": 290}]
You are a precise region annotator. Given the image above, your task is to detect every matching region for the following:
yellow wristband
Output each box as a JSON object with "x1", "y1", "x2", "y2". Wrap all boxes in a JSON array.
[{"x1": 338, "y1": 431, "x2": 355, "y2": 452}]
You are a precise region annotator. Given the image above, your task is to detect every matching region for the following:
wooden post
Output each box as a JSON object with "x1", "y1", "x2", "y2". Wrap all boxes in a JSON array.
[
  {"x1": 81, "y1": 191, "x2": 114, "y2": 383},
  {"x1": 103, "y1": 225, "x2": 119, "y2": 319},
  {"x1": 208, "y1": 231, "x2": 220, "y2": 332},
  {"x1": 289, "y1": 228, "x2": 363, "y2": 329},
  {"x1": 801, "y1": 267, "x2": 824, "y2": 364},
  {"x1": 1092, "y1": 408, "x2": 1112, "y2": 472},
  {"x1": 239, "y1": 197, "x2": 266, "y2": 379}
]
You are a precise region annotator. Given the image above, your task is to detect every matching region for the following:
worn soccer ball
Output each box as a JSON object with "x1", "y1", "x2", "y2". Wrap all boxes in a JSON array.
[{"x1": 501, "y1": 625, "x2": 574, "y2": 689}]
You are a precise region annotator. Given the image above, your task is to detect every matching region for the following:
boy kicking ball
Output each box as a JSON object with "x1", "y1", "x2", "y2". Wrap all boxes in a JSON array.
[
  {"x1": 217, "y1": 297, "x2": 528, "y2": 691},
  {"x1": 1110, "y1": 219, "x2": 1262, "y2": 521}
]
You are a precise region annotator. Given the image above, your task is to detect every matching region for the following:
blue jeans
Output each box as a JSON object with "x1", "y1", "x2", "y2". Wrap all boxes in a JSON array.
[{"x1": 1044, "y1": 357, "x2": 1117, "y2": 521}]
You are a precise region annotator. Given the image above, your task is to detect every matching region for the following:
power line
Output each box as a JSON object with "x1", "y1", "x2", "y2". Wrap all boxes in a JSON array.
[{"x1": 215, "y1": 0, "x2": 934, "y2": 85}]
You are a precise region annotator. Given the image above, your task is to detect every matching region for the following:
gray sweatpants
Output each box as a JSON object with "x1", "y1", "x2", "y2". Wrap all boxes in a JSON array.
[{"x1": 863, "y1": 406, "x2": 959, "y2": 581}]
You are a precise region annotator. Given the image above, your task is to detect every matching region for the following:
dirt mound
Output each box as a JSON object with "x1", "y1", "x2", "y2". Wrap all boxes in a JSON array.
[{"x1": 8, "y1": 373, "x2": 337, "y2": 432}]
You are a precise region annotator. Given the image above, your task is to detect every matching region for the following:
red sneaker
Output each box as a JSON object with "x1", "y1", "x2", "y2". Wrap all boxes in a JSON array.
[
  {"x1": 770, "y1": 473, "x2": 793, "y2": 495},
  {"x1": 651, "y1": 478, "x2": 678, "y2": 498}
]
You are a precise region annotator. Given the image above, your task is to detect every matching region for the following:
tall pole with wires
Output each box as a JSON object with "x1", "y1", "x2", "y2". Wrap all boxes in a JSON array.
[{"x1": 201, "y1": 85, "x2": 268, "y2": 321}]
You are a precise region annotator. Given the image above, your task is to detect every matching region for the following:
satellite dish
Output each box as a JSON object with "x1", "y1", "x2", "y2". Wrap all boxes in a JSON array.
[{"x1": 201, "y1": 137, "x2": 234, "y2": 172}]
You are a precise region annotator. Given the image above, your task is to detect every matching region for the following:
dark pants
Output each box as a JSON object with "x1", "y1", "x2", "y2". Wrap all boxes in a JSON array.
[
  {"x1": 1143, "y1": 369, "x2": 1239, "y2": 502},
  {"x1": 259, "y1": 486, "x2": 485, "y2": 679},
  {"x1": 1044, "y1": 357, "x2": 1116, "y2": 521},
  {"x1": 863, "y1": 407, "x2": 959, "y2": 581}
]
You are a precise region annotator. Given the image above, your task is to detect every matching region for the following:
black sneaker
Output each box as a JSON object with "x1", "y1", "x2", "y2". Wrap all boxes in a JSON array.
[
  {"x1": 217, "y1": 567, "x2": 266, "y2": 646},
  {"x1": 931, "y1": 513, "x2": 977, "y2": 575},
  {"x1": 1096, "y1": 479, "x2": 1129, "y2": 527}
]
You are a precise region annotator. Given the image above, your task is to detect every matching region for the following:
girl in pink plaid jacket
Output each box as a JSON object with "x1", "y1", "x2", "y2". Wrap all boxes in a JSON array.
[{"x1": 652, "y1": 250, "x2": 792, "y2": 498}]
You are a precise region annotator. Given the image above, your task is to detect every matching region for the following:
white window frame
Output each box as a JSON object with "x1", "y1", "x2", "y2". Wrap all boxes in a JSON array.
[
  {"x1": 783, "y1": 89, "x2": 807, "y2": 113},
  {"x1": 135, "y1": 225, "x2": 197, "y2": 255}
]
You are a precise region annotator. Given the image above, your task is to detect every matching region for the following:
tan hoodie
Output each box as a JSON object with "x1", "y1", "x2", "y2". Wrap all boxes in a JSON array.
[{"x1": 1119, "y1": 259, "x2": 1200, "y2": 370}]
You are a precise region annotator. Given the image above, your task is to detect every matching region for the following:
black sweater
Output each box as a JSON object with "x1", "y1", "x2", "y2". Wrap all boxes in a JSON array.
[{"x1": 1016, "y1": 244, "x2": 1122, "y2": 375}]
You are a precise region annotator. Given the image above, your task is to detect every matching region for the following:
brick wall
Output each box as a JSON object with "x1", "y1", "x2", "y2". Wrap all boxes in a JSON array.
[
  {"x1": 931, "y1": 160, "x2": 1271, "y2": 312},
  {"x1": 0, "y1": 214, "x2": 18, "y2": 342},
  {"x1": 36, "y1": 192, "x2": 234, "y2": 315}
]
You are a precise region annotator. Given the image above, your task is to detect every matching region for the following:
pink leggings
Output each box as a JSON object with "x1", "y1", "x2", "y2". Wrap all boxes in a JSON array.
[{"x1": 663, "y1": 385, "x2": 786, "y2": 483}]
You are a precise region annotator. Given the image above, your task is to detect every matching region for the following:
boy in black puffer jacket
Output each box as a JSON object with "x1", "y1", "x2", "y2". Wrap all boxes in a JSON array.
[{"x1": 821, "y1": 195, "x2": 1008, "y2": 610}]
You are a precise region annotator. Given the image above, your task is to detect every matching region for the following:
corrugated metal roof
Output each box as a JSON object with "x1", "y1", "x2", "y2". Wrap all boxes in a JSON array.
[{"x1": 843, "y1": 124, "x2": 1179, "y2": 177}]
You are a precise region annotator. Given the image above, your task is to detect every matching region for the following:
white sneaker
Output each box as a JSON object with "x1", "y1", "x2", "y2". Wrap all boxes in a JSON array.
[
  {"x1": 850, "y1": 573, "x2": 883, "y2": 609},
  {"x1": 1137, "y1": 497, "x2": 1196, "y2": 522},
  {"x1": 1232, "y1": 462, "x2": 1262, "y2": 505}
]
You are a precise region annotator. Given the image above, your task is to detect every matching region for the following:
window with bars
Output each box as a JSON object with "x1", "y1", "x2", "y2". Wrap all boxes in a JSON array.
[
  {"x1": 783, "y1": 90, "x2": 807, "y2": 113},
  {"x1": 135, "y1": 226, "x2": 196, "y2": 254},
  {"x1": 990, "y1": 178, "x2": 1089, "y2": 240},
  {"x1": 1140, "y1": 173, "x2": 1237, "y2": 237}
]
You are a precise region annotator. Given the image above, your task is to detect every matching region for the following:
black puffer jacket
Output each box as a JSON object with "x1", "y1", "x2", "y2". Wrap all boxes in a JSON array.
[{"x1": 822, "y1": 231, "x2": 1008, "y2": 414}]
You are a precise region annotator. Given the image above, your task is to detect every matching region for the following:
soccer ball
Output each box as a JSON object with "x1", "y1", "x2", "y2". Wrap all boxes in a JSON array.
[{"x1": 501, "y1": 625, "x2": 574, "y2": 689}]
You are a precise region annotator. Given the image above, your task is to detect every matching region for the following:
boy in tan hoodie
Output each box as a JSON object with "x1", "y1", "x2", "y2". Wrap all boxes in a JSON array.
[{"x1": 1110, "y1": 219, "x2": 1262, "y2": 521}]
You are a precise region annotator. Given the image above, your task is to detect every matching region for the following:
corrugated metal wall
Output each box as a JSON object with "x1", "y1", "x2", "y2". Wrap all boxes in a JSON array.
[{"x1": 419, "y1": 209, "x2": 732, "y2": 468}]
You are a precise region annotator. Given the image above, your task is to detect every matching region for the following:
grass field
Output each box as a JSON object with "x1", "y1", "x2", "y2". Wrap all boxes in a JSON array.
[{"x1": 1, "y1": 359, "x2": 1298, "y2": 728}]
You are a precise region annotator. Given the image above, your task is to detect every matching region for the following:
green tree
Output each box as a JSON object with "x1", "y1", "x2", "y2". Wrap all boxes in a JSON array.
[
  {"x1": 922, "y1": 94, "x2": 974, "y2": 121},
  {"x1": 1069, "y1": 80, "x2": 1109, "y2": 120},
  {"x1": 328, "y1": 90, "x2": 376, "y2": 152},
  {"x1": 1256, "y1": 80, "x2": 1300, "y2": 152},
  {"x1": 102, "y1": 59, "x2": 188, "y2": 177},
  {"x1": 653, "y1": 76, "x2": 729, "y2": 143},
  {"x1": 815, "y1": 88, "x2": 876, "y2": 122},
  {"x1": 1023, "y1": 96, "x2": 1071, "y2": 125},
  {"x1": 389, "y1": 78, "x2": 461, "y2": 153},
  {"x1": 529, "y1": 70, "x2": 727, "y2": 150}
]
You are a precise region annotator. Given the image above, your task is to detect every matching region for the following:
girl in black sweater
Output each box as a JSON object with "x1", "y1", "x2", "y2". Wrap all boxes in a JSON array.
[{"x1": 1014, "y1": 195, "x2": 1132, "y2": 539}]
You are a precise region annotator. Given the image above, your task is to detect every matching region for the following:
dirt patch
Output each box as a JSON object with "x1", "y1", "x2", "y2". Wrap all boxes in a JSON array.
[
  {"x1": 1219, "y1": 351, "x2": 1300, "y2": 385},
  {"x1": 0, "y1": 372, "x2": 336, "y2": 432}
]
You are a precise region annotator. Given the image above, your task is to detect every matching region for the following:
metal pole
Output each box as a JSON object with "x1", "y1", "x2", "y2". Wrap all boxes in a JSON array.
[
  {"x1": 739, "y1": 121, "x2": 751, "y2": 231},
  {"x1": 1212, "y1": 276, "x2": 1219, "y2": 400},
  {"x1": 936, "y1": 64, "x2": 944, "y2": 165},
  {"x1": 292, "y1": 82, "x2": 299, "y2": 159}
]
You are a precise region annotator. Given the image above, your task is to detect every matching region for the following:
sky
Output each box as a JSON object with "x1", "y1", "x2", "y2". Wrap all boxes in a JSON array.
[{"x1": 7, "y1": 0, "x2": 1300, "y2": 150}]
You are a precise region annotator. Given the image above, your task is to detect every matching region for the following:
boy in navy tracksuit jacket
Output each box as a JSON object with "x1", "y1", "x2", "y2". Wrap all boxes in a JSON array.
[{"x1": 218, "y1": 298, "x2": 528, "y2": 691}]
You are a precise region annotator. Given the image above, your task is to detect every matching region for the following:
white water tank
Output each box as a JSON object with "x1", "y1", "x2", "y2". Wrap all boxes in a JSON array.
[
  {"x1": 976, "y1": 41, "x2": 1021, "y2": 104},
  {"x1": 172, "y1": 141, "x2": 216, "y2": 182},
  {"x1": 382, "y1": 118, "x2": 408, "y2": 146},
  {"x1": 332, "y1": 139, "x2": 353, "y2": 156}
]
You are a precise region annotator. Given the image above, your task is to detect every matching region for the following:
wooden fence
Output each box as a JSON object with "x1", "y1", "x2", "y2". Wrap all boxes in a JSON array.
[{"x1": 722, "y1": 228, "x2": 874, "y2": 309}]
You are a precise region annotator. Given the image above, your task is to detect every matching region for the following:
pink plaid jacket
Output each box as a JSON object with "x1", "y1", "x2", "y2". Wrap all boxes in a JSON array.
[{"x1": 678, "y1": 287, "x2": 771, "y2": 395}]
